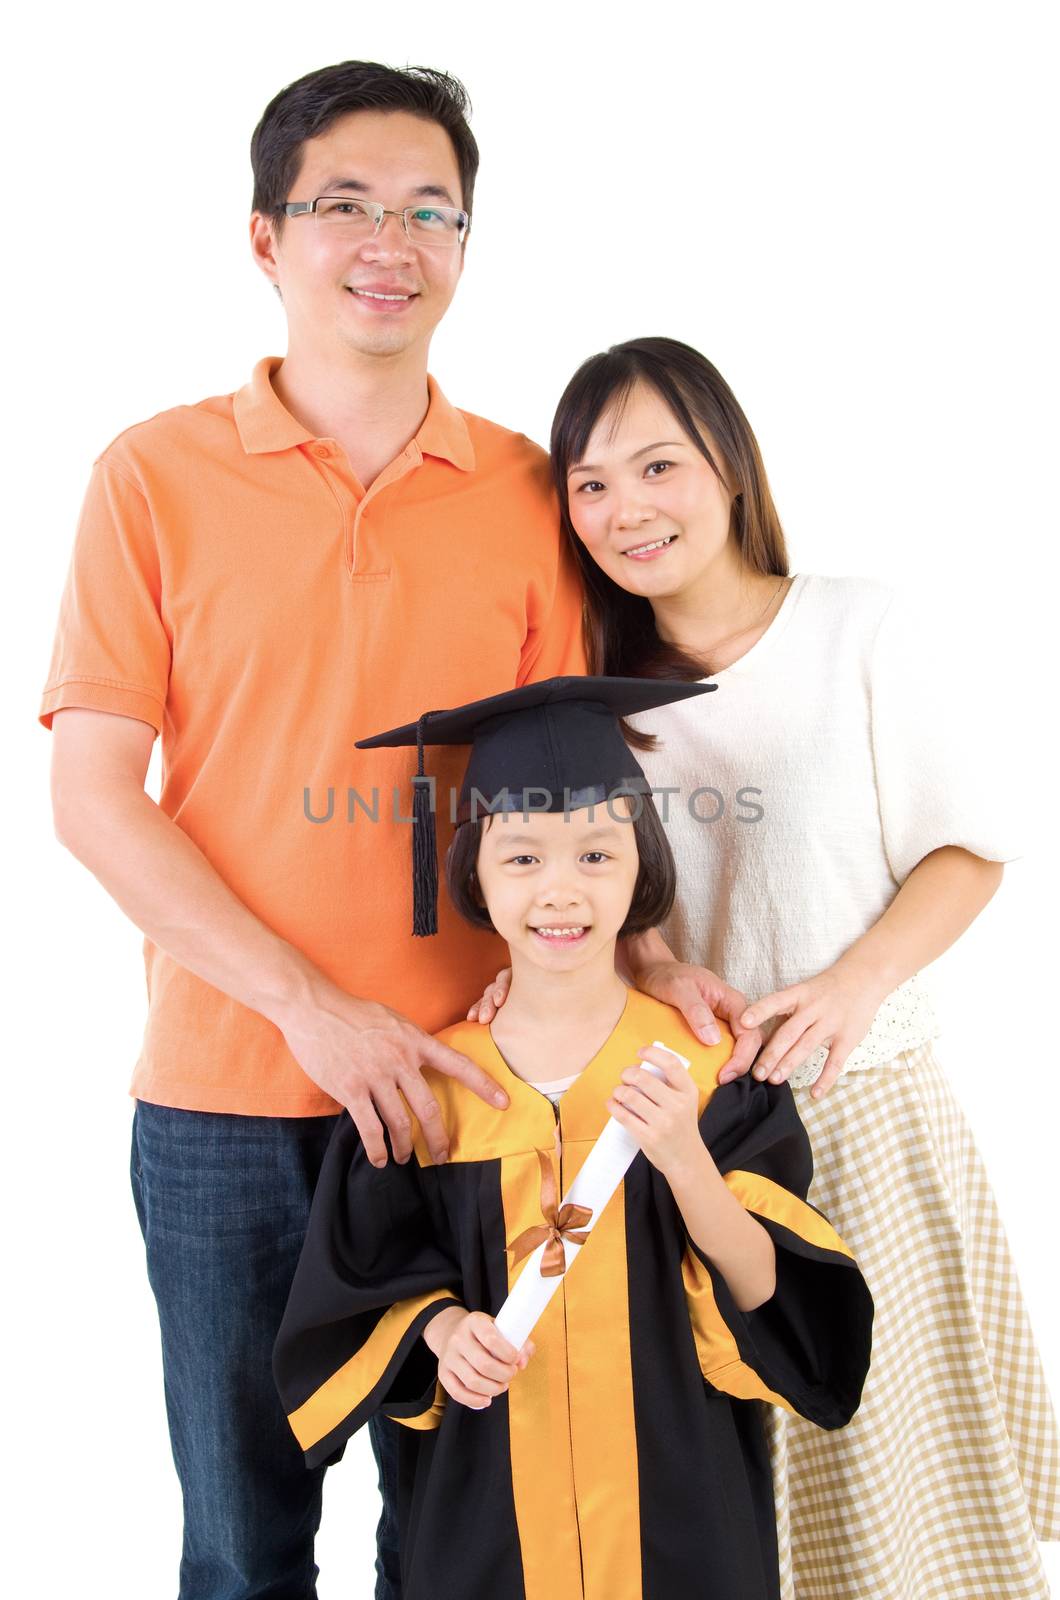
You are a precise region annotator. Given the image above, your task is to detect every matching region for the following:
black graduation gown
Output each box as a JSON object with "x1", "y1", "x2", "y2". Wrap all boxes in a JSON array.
[{"x1": 273, "y1": 988, "x2": 873, "y2": 1600}]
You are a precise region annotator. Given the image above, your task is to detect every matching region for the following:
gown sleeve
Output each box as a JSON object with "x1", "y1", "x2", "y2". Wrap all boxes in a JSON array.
[
  {"x1": 272, "y1": 1114, "x2": 463, "y2": 1468},
  {"x1": 681, "y1": 1073, "x2": 874, "y2": 1430}
]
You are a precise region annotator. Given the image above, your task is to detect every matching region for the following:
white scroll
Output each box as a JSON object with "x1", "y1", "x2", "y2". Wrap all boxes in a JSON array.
[{"x1": 494, "y1": 1042, "x2": 690, "y2": 1349}]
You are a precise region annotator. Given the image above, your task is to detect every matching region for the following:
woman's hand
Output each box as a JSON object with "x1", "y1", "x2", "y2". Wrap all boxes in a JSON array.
[
  {"x1": 740, "y1": 960, "x2": 886, "y2": 1099},
  {"x1": 606, "y1": 1045, "x2": 707, "y2": 1180},
  {"x1": 629, "y1": 960, "x2": 761, "y2": 1082},
  {"x1": 743, "y1": 849, "x2": 1006, "y2": 1099},
  {"x1": 423, "y1": 1307, "x2": 533, "y2": 1411}
]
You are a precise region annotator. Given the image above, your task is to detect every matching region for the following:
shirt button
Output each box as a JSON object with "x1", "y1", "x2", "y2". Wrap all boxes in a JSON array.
[{"x1": 312, "y1": 442, "x2": 331, "y2": 459}]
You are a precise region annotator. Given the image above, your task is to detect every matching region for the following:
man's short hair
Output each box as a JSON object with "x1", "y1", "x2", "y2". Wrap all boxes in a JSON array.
[{"x1": 251, "y1": 60, "x2": 480, "y2": 225}]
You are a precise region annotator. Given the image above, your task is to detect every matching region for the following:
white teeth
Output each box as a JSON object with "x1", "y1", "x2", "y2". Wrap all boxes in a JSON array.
[
  {"x1": 352, "y1": 289, "x2": 411, "y2": 301},
  {"x1": 533, "y1": 927, "x2": 586, "y2": 938},
  {"x1": 625, "y1": 535, "x2": 675, "y2": 555}
]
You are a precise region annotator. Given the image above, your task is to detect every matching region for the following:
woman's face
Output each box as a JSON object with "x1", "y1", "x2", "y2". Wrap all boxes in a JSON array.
[{"x1": 565, "y1": 381, "x2": 735, "y2": 600}]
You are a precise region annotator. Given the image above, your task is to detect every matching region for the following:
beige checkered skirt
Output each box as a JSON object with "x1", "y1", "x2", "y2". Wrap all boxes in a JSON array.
[{"x1": 767, "y1": 1041, "x2": 1060, "y2": 1599}]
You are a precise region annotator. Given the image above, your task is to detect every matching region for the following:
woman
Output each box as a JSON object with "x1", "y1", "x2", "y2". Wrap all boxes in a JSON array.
[{"x1": 474, "y1": 336, "x2": 1059, "y2": 1597}]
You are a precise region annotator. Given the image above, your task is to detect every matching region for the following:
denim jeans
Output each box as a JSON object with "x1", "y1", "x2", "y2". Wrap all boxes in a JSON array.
[{"x1": 130, "y1": 1099, "x2": 403, "y2": 1600}]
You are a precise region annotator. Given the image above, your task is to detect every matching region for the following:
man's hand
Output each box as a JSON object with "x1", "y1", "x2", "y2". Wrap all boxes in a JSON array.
[
  {"x1": 423, "y1": 1308, "x2": 533, "y2": 1410},
  {"x1": 278, "y1": 977, "x2": 509, "y2": 1167}
]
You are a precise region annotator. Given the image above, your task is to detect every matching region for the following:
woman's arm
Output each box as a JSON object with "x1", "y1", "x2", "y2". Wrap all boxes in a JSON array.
[
  {"x1": 742, "y1": 845, "x2": 1003, "y2": 1097},
  {"x1": 833, "y1": 845, "x2": 1002, "y2": 993}
]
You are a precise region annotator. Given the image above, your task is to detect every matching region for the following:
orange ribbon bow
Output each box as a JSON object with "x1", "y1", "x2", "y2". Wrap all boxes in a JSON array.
[{"x1": 505, "y1": 1145, "x2": 594, "y2": 1278}]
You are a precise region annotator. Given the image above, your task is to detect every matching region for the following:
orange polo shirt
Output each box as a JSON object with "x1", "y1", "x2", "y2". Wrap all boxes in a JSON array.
[{"x1": 40, "y1": 357, "x2": 587, "y2": 1116}]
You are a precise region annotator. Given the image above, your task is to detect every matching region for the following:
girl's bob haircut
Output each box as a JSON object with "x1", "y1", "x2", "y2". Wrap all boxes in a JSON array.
[{"x1": 445, "y1": 795, "x2": 677, "y2": 938}]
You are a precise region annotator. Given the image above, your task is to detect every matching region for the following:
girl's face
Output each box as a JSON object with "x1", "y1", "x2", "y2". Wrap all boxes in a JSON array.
[
  {"x1": 565, "y1": 381, "x2": 735, "y2": 600},
  {"x1": 474, "y1": 800, "x2": 640, "y2": 973}
]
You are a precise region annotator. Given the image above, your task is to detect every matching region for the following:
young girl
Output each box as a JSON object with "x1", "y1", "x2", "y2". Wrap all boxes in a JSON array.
[
  {"x1": 273, "y1": 676, "x2": 873, "y2": 1600},
  {"x1": 508, "y1": 337, "x2": 1058, "y2": 1599}
]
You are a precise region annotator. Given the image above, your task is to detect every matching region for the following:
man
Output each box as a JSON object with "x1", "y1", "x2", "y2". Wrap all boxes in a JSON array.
[{"x1": 40, "y1": 60, "x2": 755, "y2": 1600}]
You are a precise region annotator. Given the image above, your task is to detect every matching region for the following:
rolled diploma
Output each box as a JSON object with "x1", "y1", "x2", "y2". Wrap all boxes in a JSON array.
[{"x1": 494, "y1": 1042, "x2": 690, "y2": 1349}]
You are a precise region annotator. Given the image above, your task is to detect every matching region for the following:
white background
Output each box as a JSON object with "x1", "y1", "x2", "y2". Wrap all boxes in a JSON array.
[{"x1": 4, "y1": 0, "x2": 1058, "y2": 1593}]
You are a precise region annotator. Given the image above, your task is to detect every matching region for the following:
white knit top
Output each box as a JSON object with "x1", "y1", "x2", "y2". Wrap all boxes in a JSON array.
[{"x1": 627, "y1": 574, "x2": 1017, "y2": 1084}]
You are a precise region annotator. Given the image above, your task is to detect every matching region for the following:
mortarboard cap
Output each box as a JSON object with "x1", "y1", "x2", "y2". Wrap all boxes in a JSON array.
[{"x1": 355, "y1": 675, "x2": 715, "y2": 937}]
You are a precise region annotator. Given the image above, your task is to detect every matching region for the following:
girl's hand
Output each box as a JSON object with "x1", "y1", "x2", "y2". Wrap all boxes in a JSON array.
[
  {"x1": 467, "y1": 968, "x2": 512, "y2": 1024},
  {"x1": 740, "y1": 961, "x2": 886, "y2": 1100},
  {"x1": 425, "y1": 1308, "x2": 533, "y2": 1411},
  {"x1": 606, "y1": 1045, "x2": 706, "y2": 1180}
]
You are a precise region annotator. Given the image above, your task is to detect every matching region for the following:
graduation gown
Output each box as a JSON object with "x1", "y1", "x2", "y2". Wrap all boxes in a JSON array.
[{"x1": 273, "y1": 988, "x2": 874, "y2": 1600}]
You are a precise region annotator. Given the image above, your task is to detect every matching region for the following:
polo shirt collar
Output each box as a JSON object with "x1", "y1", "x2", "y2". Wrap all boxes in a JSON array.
[
  {"x1": 417, "y1": 375, "x2": 476, "y2": 472},
  {"x1": 233, "y1": 357, "x2": 476, "y2": 471},
  {"x1": 234, "y1": 358, "x2": 315, "y2": 454}
]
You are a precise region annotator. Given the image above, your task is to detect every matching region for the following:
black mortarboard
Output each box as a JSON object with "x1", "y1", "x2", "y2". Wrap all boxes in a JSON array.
[{"x1": 355, "y1": 675, "x2": 715, "y2": 937}]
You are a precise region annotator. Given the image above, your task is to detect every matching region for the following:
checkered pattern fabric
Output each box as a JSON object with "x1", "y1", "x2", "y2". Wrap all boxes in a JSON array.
[{"x1": 767, "y1": 1042, "x2": 1060, "y2": 1598}]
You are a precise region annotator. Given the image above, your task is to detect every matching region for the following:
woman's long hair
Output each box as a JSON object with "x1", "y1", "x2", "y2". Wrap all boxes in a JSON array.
[{"x1": 551, "y1": 338, "x2": 789, "y2": 745}]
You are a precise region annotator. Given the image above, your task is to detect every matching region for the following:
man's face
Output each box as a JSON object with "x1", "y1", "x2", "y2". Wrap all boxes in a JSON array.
[{"x1": 252, "y1": 110, "x2": 466, "y2": 362}]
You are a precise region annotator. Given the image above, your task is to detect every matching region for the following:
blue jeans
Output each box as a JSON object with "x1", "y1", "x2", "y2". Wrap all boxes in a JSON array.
[{"x1": 130, "y1": 1100, "x2": 403, "y2": 1600}]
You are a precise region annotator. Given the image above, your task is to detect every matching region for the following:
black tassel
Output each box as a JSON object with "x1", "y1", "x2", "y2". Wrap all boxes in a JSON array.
[{"x1": 411, "y1": 715, "x2": 439, "y2": 937}]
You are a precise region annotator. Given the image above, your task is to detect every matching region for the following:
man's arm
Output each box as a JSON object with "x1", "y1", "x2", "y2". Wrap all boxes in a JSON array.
[{"x1": 50, "y1": 708, "x2": 507, "y2": 1165}]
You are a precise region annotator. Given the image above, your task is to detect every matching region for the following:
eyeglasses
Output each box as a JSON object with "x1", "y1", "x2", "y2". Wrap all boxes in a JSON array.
[{"x1": 283, "y1": 196, "x2": 469, "y2": 248}]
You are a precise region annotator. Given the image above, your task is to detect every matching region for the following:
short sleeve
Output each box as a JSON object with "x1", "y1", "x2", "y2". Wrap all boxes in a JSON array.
[
  {"x1": 517, "y1": 530, "x2": 588, "y2": 686},
  {"x1": 869, "y1": 588, "x2": 1020, "y2": 883},
  {"x1": 38, "y1": 458, "x2": 171, "y2": 733}
]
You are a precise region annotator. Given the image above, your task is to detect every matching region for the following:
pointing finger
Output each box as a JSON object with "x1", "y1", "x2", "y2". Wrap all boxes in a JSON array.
[{"x1": 427, "y1": 1038, "x2": 509, "y2": 1110}]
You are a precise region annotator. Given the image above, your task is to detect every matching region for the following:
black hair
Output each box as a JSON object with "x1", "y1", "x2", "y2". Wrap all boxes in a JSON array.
[
  {"x1": 445, "y1": 796, "x2": 676, "y2": 939},
  {"x1": 250, "y1": 60, "x2": 479, "y2": 225}
]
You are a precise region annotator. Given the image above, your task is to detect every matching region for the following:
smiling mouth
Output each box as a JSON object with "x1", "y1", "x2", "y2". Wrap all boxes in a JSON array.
[
  {"x1": 530, "y1": 925, "x2": 589, "y2": 943},
  {"x1": 346, "y1": 287, "x2": 417, "y2": 303},
  {"x1": 623, "y1": 534, "x2": 677, "y2": 557}
]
